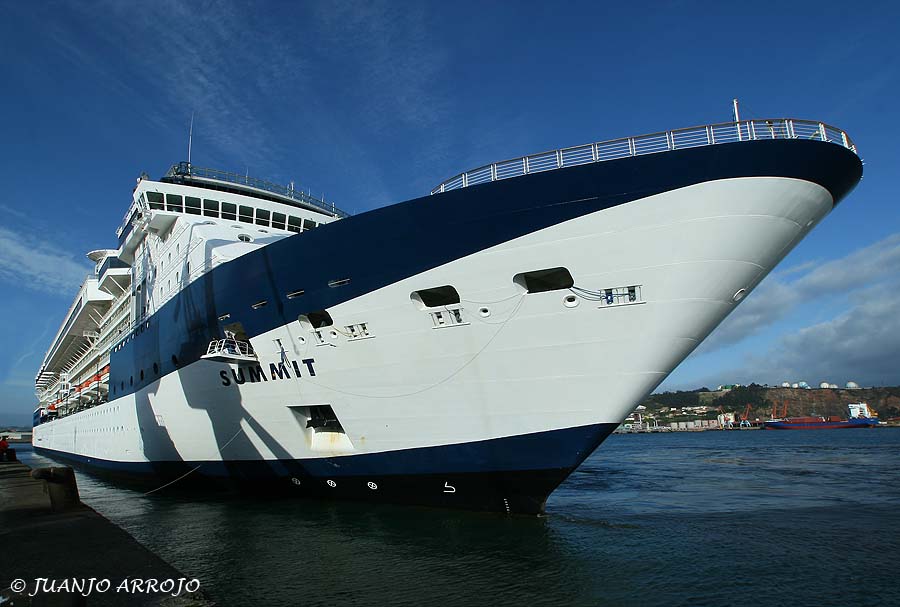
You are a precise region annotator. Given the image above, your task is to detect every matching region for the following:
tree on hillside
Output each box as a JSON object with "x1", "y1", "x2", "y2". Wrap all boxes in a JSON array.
[{"x1": 711, "y1": 385, "x2": 772, "y2": 414}]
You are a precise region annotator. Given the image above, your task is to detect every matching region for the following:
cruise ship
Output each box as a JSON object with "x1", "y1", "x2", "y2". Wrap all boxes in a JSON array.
[{"x1": 32, "y1": 117, "x2": 863, "y2": 514}]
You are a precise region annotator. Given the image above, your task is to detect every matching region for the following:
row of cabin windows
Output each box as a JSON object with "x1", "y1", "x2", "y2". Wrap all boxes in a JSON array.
[
  {"x1": 144, "y1": 192, "x2": 319, "y2": 232},
  {"x1": 110, "y1": 360, "x2": 166, "y2": 397}
]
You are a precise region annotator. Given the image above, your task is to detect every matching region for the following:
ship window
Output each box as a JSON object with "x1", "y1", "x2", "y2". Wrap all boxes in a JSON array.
[
  {"x1": 255, "y1": 209, "x2": 270, "y2": 226},
  {"x1": 166, "y1": 194, "x2": 183, "y2": 212},
  {"x1": 239, "y1": 205, "x2": 253, "y2": 223},
  {"x1": 238, "y1": 234, "x2": 252, "y2": 243},
  {"x1": 147, "y1": 192, "x2": 165, "y2": 210},
  {"x1": 222, "y1": 202, "x2": 237, "y2": 220},
  {"x1": 411, "y1": 286, "x2": 460, "y2": 308},
  {"x1": 514, "y1": 267, "x2": 574, "y2": 293},
  {"x1": 184, "y1": 196, "x2": 200, "y2": 215},
  {"x1": 185, "y1": 196, "x2": 201, "y2": 215},
  {"x1": 272, "y1": 212, "x2": 286, "y2": 230},
  {"x1": 303, "y1": 219, "x2": 316, "y2": 231},
  {"x1": 203, "y1": 199, "x2": 219, "y2": 217},
  {"x1": 287, "y1": 216, "x2": 303, "y2": 233}
]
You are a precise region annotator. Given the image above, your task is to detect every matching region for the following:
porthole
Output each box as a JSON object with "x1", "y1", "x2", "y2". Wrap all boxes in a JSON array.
[
  {"x1": 564, "y1": 294, "x2": 579, "y2": 308},
  {"x1": 479, "y1": 307, "x2": 490, "y2": 317},
  {"x1": 733, "y1": 288, "x2": 747, "y2": 303},
  {"x1": 238, "y1": 234, "x2": 253, "y2": 243},
  {"x1": 298, "y1": 336, "x2": 306, "y2": 345},
  {"x1": 330, "y1": 330, "x2": 338, "y2": 339}
]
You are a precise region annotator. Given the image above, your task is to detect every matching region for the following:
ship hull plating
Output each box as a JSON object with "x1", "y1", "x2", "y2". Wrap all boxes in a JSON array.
[{"x1": 33, "y1": 140, "x2": 862, "y2": 513}]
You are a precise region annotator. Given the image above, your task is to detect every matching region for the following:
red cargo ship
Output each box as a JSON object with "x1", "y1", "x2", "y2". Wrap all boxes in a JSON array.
[{"x1": 764, "y1": 403, "x2": 880, "y2": 430}]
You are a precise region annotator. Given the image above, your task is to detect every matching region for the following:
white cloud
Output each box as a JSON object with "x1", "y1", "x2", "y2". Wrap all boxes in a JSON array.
[
  {"x1": 31, "y1": 0, "x2": 452, "y2": 208},
  {"x1": 698, "y1": 232, "x2": 900, "y2": 353},
  {"x1": 757, "y1": 280, "x2": 900, "y2": 386},
  {"x1": 675, "y1": 276, "x2": 900, "y2": 390},
  {"x1": 0, "y1": 226, "x2": 90, "y2": 295}
]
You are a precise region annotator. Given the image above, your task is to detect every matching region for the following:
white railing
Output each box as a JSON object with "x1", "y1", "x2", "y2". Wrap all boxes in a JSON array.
[
  {"x1": 430, "y1": 118, "x2": 857, "y2": 195},
  {"x1": 205, "y1": 338, "x2": 255, "y2": 359}
]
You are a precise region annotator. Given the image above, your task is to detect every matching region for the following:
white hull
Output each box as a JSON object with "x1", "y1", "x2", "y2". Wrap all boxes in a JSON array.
[{"x1": 34, "y1": 176, "x2": 832, "y2": 464}]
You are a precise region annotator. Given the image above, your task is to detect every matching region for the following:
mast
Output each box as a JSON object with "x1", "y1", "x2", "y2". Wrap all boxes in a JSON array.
[{"x1": 187, "y1": 112, "x2": 195, "y2": 167}]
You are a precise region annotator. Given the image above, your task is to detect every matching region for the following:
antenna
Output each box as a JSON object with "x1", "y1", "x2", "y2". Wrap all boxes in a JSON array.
[
  {"x1": 187, "y1": 111, "x2": 195, "y2": 166},
  {"x1": 732, "y1": 98, "x2": 740, "y2": 123}
]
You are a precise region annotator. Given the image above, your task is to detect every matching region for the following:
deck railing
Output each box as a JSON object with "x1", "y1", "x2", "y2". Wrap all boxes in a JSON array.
[
  {"x1": 165, "y1": 162, "x2": 349, "y2": 218},
  {"x1": 430, "y1": 118, "x2": 857, "y2": 195},
  {"x1": 205, "y1": 338, "x2": 256, "y2": 359}
]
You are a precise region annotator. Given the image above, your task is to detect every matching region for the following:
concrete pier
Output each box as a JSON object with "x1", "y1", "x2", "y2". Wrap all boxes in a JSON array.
[{"x1": 0, "y1": 460, "x2": 214, "y2": 606}]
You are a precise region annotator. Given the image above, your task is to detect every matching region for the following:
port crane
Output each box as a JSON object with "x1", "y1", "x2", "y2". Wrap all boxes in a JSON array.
[
  {"x1": 770, "y1": 400, "x2": 789, "y2": 420},
  {"x1": 739, "y1": 404, "x2": 752, "y2": 428}
]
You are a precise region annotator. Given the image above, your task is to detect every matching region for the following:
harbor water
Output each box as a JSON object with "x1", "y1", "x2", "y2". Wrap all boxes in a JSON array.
[{"x1": 19, "y1": 429, "x2": 900, "y2": 606}]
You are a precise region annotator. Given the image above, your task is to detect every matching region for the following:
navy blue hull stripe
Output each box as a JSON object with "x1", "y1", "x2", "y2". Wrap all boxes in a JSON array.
[
  {"x1": 34, "y1": 422, "x2": 617, "y2": 478},
  {"x1": 102, "y1": 140, "x2": 860, "y2": 400},
  {"x1": 35, "y1": 423, "x2": 617, "y2": 513}
]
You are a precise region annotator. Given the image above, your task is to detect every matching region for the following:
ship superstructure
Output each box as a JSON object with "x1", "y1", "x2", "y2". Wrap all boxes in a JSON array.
[
  {"x1": 33, "y1": 118, "x2": 863, "y2": 513},
  {"x1": 34, "y1": 163, "x2": 343, "y2": 425}
]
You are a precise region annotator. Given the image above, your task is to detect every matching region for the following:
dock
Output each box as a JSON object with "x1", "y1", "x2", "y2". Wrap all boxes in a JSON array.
[{"x1": 0, "y1": 459, "x2": 214, "y2": 606}]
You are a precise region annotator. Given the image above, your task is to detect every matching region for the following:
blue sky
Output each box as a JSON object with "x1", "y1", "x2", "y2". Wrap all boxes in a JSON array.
[{"x1": 1, "y1": 0, "x2": 898, "y2": 425}]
